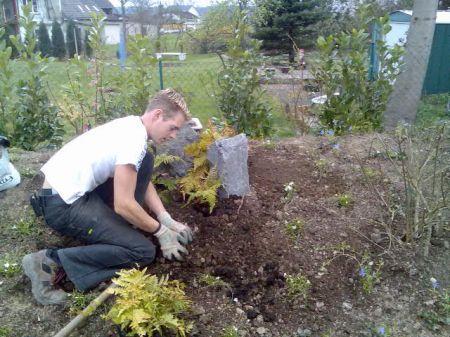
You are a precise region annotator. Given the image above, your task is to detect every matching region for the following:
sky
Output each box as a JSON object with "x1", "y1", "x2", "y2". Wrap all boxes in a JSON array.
[{"x1": 109, "y1": 0, "x2": 216, "y2": 7}]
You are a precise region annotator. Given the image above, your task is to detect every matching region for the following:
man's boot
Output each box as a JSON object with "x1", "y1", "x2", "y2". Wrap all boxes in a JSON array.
[{"x1": 22, "y1": 250, "x2": 68, "y2": 305}]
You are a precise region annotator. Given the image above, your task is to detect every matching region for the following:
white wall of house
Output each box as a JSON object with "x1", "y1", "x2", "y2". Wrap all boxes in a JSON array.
[{"x1": 104, "y1": 23, "x2": 120, "y2": 44}]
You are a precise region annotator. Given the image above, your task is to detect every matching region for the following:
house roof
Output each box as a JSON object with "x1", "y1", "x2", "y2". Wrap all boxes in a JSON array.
[
  {"x1": 61, "y1": 0, "x2": 119, "y2": 21},
  {"x1": 390, "y1": 10, "x2": 450, "y2": 24}
]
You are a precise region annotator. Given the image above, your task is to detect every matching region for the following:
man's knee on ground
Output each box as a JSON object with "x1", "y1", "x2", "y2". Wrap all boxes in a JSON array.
[{"x1": 131, "y1": 242, "x2": 156, "y2": 266}]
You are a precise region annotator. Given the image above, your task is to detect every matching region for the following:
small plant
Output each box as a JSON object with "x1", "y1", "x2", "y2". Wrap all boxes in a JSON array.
[
  {"x1": 369, "y1": 324, "x2": 394, "y2": 337},
  {"x1": 199, "y1": 274, "x2": 230, "y2": 289},
  {"x1": 337, "y1": 193, "x2": 354, "y2": 207},
  {"x1": 285, "y1": 218, "x2": 305, "y2": 240},
  {"x1": 11, "y1": 217, "x2": 34, "y2": 236},
  {"x1": 321, "y1": 245, "x2": 382, "y2": 294},
  {"x1": 180, "y1": 123, "x2": 234, "y2": 213},
  {"x1": 19, "y1": 167, "x2": 34, "y2": 178},
  {"x1": 419, "y1": 278, "x2": 450, "y2": 330},
  {"x1": 198, "y1": 273, "x2": 233, "y2": 298},
  {"x1": 221, "y1": 325, "x2": 239, "y2": 337},
  {"x1": 0, "y1": 326, "x2": 11, "y2": 337},
  {"x1": 362, "y1": 166, "x2": 378, "y2": 179},
  {"x1": 152, "y1": 153, "x2": 181, "y2": 191},
  {"x1": 283, "y1": 181, "x2": 296, "y2": 202},
  {"x1": 285, "y1": 273, "x2": 311, "y2": 301},
  {"x1": 358, "y1": 254, "x2": 382, "y2": 294},
  {"x1": 314, "y1": 158, "x2": 329, "y2": 176},
  {"x1": 0, "y1": 259, "x2": 21, "y2": 277},
  {"x1": 105, "y1": 268, "x2": 192, "y2": 337},
  {"x1": 68, "y1": 290, "x2": 97, "y2": 316}
]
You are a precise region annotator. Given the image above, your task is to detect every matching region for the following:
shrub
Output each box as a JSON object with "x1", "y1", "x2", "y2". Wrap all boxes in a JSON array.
[
  {"x1": 215, "y1": 6, "x2": 273, "y2": 138},
  {"x1": 51, "y1": 20, "x2": 65, "y2": 59},
  {"x1": 0, "y1": 27, "x2": 13, "y2": 136},
  {"x1": 312, "y1": 14, "x2": 403, "y2": 134},
  {"x1": 105, "y1": 268, "x2": 192, "y2": 337},
  {"x1": 37, "y1": 21, "x2": 51, "y2": 57},
  {"x1": 10, "y1": 4, "x2": 64, "y2": 150}
]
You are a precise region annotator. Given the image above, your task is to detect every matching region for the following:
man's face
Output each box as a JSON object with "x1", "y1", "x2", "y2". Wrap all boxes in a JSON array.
[{"x1": 151, "y1": 110, "x2": 185, "y2": 144}]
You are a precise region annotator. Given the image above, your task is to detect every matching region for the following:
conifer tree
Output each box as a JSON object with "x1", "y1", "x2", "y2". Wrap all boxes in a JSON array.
[
  {"x1": 254, "y1": 0, "x2": 325, "y2": 63},
  {"x1": 51, "y1": 20, "x2": 66, "y2": 59},
  {"x1": 66, "y1": 20, "x2": 81, "y2": 58},
  {"x1": 37, "y1": 21, "x2": 52, "y2": 57}
]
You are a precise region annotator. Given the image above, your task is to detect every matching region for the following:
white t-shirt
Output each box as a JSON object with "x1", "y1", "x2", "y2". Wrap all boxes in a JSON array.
[{"x1": 41, "y1": 116, "x2": 148, "y2": 204}]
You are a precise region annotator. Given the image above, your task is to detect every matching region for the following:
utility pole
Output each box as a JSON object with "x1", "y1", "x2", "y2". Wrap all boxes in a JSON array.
[{"x1": 119, "y1": 0, "x2": 128, "y2": 66}]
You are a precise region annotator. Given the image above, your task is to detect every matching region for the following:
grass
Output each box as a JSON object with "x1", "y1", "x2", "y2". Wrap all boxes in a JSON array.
[
  {"x1": 416, "y1": 93, "x2": 450, "y2": 127},
  {"x1": 10, "y1": 51, "x2": 292, "y2": 137}
]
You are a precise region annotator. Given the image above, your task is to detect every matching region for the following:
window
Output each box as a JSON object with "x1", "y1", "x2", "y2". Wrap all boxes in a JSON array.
[{"x1": 22, "y1": 0, "x2": 38, "y2": 12}]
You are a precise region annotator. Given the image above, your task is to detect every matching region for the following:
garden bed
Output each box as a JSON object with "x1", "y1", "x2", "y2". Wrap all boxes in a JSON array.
[{"x1": 0, "y1": 135, "x2": 448, "y2": 337}]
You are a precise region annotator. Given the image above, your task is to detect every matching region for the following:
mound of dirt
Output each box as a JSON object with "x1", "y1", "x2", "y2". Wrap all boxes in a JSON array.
[{"x1": 0, "y1": 136, "x2": 448, "y2": 337}]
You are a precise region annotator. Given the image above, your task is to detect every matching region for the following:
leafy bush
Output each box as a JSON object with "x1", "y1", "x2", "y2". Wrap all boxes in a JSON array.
[
  {"x1": 215, "y1": 7, "x2": 273, "y2": 138},
  {"x1": 10, "y1": 4, "x2": 64, "y2": 150},
  {"x1": 312, "y1": 15, "x2": 403, "y2": 134},
  {"x1": 111, "y1": 34, "x2": 157, "y2": 117},
  {"x1": 0, "y1": 27, "x2": 13, "y2": 136},
  {"x1": 105, "y1": 268, "x2": 192, "y2": 337}
]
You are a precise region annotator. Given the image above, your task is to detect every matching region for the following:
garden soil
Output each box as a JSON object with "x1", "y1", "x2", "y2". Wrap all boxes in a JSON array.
[{"x1": 0, "y1": 134, "x2": 448, "y2": 337}]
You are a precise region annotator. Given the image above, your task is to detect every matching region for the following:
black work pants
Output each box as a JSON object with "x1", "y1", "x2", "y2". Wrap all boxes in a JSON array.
[{"x1": 38, "y1": 153, "x2": 155, "y2": 291}]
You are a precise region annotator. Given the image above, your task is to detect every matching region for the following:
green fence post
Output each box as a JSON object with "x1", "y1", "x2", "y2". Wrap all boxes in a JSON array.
[{"x1": 158, "y1": 59, "x2": 164, "y2": 90}]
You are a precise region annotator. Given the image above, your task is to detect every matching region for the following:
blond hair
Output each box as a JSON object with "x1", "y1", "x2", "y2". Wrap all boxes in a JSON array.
[{"x1": 145, "y1": 88, "x2": 190, "y2": 120}]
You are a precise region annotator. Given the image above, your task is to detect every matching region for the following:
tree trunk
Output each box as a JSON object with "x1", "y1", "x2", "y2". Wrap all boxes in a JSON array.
[{"x1": 384, "y1": 0, "x2": 439, "y2": 130}]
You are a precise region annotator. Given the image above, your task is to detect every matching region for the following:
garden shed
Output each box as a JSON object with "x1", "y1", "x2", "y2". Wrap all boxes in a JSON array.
[{"x1": 386, "y1": 10, "x2": 450, "y2": 95}]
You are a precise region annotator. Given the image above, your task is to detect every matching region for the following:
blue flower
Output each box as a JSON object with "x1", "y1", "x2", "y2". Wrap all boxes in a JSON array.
[
  {"x1": 333, "y1": 143, "x2": 340, "y2": 150},
  {"x1": 319, "y1": 130, "x2": 325, "y2": 135},
  {"x1": 377, "y1": 326, "x2": 385, "y2": 335},
  {"x1": 430, "y1": 277, "x2": 439, "y2": 289},
  {"x1": 359, "y1": 267, "x2": 366, "y2": 277},
  {"x1": 327, "y1": 129, "x2": 334, "y2": 135}
]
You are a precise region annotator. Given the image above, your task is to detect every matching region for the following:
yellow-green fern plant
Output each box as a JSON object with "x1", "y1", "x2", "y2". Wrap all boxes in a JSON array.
[
  {"x1": 179, "y1": 122, "x2": 234, "y2": 213},
  {"x1": 152, "y1": 153, "x2": 181, "y2": 191},
  {"x1": 105, "y1": 268, "x2": 192, "y2": 337}
]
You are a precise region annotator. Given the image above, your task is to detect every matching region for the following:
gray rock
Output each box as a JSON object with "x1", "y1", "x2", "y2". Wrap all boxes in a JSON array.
[
  {"x1": 207, "y1": 133, "x2": 250, "y2": 198},
  {"x1": 256, "y1": 327, "x2": 268, "y2": 335},
  {"x1": 296, "y1": 328, "x2": 312, "y2": 337},
  {"x1": 155, "y1": 123, "x2": 199, "y2": 177},
  {"x1": 342, "y1": 302, "x2": 352, "y2": 311}
]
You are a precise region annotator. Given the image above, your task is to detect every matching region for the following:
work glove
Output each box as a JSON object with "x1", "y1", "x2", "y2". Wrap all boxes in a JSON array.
[
  {"x1": 154, "y1": 224, "x2": 188, "y2": 261},
  {"x1": 157, "y1": 211, "x2": 193, "y2": 245}
]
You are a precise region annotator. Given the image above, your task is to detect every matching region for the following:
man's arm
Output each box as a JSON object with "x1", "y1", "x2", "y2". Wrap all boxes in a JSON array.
[
  {"x1": 144, "y1": 181, "x2": 166, "y2": 217},
  {"x1": 113, "y1": 164, "x2": 160, "y2": 233}
]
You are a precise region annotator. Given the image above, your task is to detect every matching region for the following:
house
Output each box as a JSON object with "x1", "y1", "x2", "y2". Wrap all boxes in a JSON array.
[
  {"x1": 126, "y1": 5, "x2": 201, "y2": 37},
  {"x1": 8, "y1": 0, "x2": 121, "y2": 45},
  {"x1": 0, "y1": 0, "x2": 19, "y2": 34},
  {"x1": 386, "y1": 10, "x2": 450, "y2": 95}
]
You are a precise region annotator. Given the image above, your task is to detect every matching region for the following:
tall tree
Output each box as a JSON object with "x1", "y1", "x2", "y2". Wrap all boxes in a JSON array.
[
  {"x1": 51, "y1": 20, "x2": 66, "y2": 59},
  {"x1": 37, "y1": 21, "x2": 52, "y2": 57},
  {"x1": 253, "y1": 0, "x2": 326, "y2": 63},
  {"x1": 66, "y1": 20, "x2": 81, "y2": 58},
  {"x1": 384, "y1": 0, "x2": 439, "y2": 129}
]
